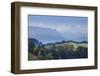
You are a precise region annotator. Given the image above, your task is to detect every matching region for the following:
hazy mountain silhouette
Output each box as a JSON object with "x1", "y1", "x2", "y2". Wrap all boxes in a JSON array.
[{"x1": 28, "y1": 26, "x2": 65, "y2": 44}]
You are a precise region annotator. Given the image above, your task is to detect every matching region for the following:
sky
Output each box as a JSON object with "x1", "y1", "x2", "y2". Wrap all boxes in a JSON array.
[{"x1": 28, "y1": 15, "x2": 88, "y2": 44}]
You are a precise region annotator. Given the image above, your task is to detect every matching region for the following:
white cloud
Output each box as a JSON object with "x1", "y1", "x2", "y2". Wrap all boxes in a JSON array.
[{"x1": 55, "y1": 24, "x2": 87, "y2": 35}]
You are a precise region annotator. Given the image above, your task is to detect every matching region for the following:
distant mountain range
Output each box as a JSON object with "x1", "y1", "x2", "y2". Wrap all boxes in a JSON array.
[
  {"x1": 62, "y1": 40, "x2": 87, "y2": 44},
  {"x1": 28, "y1": 26, "x2": 87, "y2": 44},
  {"x1": 28, "y1": 26, "x2": 65, "y2": 44}
]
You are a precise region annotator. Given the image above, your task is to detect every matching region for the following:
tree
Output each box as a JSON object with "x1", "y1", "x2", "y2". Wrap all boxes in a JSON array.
[{"x1": 75, "y1": 46, "x2": 88, "y2": 58}]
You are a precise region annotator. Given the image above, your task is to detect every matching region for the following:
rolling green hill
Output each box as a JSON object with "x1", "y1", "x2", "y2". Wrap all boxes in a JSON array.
[
  {"x1": 28, "y1": 39, "x2": 88, "y2": 60},
  {"x1": 44, "y1": 41, "x2": 87, "y2": 50}
]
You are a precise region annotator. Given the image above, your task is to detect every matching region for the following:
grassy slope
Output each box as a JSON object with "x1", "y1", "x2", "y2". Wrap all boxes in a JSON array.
[
  {"x1": 46, "y1": 42, "x2": 87, "y2": 49},
  {"x1": 62, "y1": 42, "x2": 87, "y2": 48}
]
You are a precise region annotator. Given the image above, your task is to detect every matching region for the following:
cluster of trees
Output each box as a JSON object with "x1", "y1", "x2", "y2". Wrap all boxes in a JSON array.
[{"x1": 28, "y1": 43, "x2": 88, "y2": 60}]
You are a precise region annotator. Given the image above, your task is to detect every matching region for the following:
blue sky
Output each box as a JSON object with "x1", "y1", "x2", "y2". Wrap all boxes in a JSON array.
[{"x1": 28, "y1": 15, "x2": 88, "y2": 44}]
